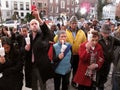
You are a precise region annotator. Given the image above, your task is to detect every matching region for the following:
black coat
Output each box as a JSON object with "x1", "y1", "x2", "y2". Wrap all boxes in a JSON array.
[
  {"x1": 0, "y1": 46, "x2": 23, "y2": 90},
  {"x1": 24, "y1": 23, "x2": 54, "y2": 88},
  {"x1": 96, "y1": 35, "x2": 120, "y2": 85}
]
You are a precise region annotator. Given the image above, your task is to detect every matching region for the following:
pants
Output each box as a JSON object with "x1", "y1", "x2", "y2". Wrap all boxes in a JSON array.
[
  {"x1": 71, "y1": 55, "x2": 79, "y2": 82},
  {"x1": 78, "y1": 85, "x2": 92, "y2": 90},
  {"x1": 112, "y1": 73, "x2": 120, "y2": 90},
  {"x1": 54, "y1": 72, "x2": 70, "y2": 90},
  {"x1": 32, "y1": 67, "x2": 46, "y2": 90}
]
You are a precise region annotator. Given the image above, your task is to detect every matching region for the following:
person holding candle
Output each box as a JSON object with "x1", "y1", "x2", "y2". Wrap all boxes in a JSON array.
[
  {"x1": 73, "y1": 30, "x2": 104, "y2": 90},
  {"x1": 0, "y1": 36, "x2": 24, "y2": 90},
  {"x1": 52, "y1": 30, "x2": 72, "y2": 90},
  {"x1": 24, "y1": 8, "x2": 54, "y2": 90}
]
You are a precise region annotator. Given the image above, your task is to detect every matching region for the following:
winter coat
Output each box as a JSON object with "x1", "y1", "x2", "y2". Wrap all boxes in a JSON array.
[
  {"x1": 54, "y1": 28, "x2": 86, "y2": 55},
  {"x1": 24, "y1": 23, "x2": 54, "y2": 88},
  {"x1": 53, "y1": 42, "x2": 72, "y2": 75},
  {"x1": 97, "y1": 35, "x2": 120, "y2": 84},
  {"x1": 73, "y1": 41, "x2": 104, "y2": 86},
  {"x1": 0, "y1": 46, "x2": 23, "y2": 90}
]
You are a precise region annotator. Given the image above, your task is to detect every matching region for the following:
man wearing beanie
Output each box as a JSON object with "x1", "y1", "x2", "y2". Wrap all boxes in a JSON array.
[{"x1": 95, "y1": 24, "x2": 120, "y2": 90}]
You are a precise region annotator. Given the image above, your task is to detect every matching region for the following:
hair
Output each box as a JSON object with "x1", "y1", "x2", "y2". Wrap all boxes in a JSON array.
[
  {"x1": 1, "y1": 36, "x2": 12, "y2": 46},
  {"x1": 30, "y1": 19, "x2": 40, "y2": 29},
  {"x1": 21, "y1": 24, "x2": 29, "y2": 29},
  {"x1": 57, "y1": 30, "x2": 66, "y2": 38},
  {"x1": 2, "y1": 26, "x2": 8, "y2": 31},
  {"x1": 88, "y1": 30, "x2": 99, "y2": 38}
]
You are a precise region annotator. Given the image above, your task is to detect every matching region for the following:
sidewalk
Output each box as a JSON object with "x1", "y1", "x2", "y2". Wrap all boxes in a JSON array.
[{"x1": 22, "y1": 64, "x2": 113, "y2": 90}]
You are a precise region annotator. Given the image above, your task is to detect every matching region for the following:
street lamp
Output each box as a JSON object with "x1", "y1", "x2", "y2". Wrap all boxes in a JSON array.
[{"x1": 80, "y1": 7, "x2": 87, "y2": 15}]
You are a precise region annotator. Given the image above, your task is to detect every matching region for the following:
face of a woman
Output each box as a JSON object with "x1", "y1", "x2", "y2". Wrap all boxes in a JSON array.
[
  {"x1": 3, "y1": 44, "x2": 11, "y2": 53},
  {"x1": 90, "y1": 37, "x2": 99, "y2": 47},
  {"x1": 3, "y1": 28, "x2": 8, "y2": 34},
  {"x1": 59, "y1": 33, "x2": 67, "y2": 44}
]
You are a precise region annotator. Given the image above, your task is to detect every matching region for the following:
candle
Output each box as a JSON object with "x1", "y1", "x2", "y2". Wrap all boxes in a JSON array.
[
  {"x1": 0, "y1": 47, "x2": 5, "y2": 56},
  {"x1": 61, "y1": 40, "x2": 67, "y2": 53},
  {"x1": 25, "y1": 34, "x2": 30, "y2": 45},
  {"x1": 0, "y1": 40, "x2": 5, "y2": 56}
]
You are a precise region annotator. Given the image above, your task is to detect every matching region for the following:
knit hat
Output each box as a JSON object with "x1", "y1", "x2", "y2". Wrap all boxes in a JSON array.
[
  {"x1": 100, "y1": 24, "x2": 111, "y2": 34},
  {"x1": 69, "y1": 15, "x2": 78, "y2": 22}
]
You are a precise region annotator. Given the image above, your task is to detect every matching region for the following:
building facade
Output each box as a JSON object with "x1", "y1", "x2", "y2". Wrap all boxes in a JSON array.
[
  {"x1": 47, "y1": 0, "x2": 79, "y2": 21},
  {"x1": 31, "y1": 0, "x2": 48, "y2": 19},
  {"x1": 0, "y1": 0, "x2": 31, "y2": 22}
]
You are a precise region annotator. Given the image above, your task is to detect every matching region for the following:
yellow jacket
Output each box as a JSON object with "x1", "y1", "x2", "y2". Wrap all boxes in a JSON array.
[{"x1": 54, "y1": 29, "x2": 86, "y2": 55}]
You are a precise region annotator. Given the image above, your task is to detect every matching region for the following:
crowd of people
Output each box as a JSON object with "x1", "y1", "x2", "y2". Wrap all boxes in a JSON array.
[{"x1": 0, "y1": 8, "x2": 120, "y2": 90}]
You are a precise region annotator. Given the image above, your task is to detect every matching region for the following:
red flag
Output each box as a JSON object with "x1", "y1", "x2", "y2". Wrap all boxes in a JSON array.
[{"x1": 31, "y1": 5, "x2": 36, "y2": 11}]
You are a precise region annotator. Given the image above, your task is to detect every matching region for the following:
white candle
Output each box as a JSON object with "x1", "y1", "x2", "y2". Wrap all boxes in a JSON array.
[
  {"x1": 0, "y1": 47, "x2": 5, "y2": 56},
  {"x1": 61, "y1": 40, "x2": 67, "y2": 53},
  {"x1": 25, "y1": 34, "x2": 30, "y2": 45}
]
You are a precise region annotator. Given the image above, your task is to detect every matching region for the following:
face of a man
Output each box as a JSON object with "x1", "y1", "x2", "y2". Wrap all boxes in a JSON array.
[
  {"x1": 101, "y1": 32, "x2": 110, "y2": 39},
  {"x1": 30, "y1": 20, "x2": 39, "y2": 33},
  {"x1": 70, "y1": 21, "x2": 78, "y2": 30}
]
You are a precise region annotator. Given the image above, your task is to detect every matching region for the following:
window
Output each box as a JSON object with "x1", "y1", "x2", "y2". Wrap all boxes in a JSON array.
[
  {"x1": 66, "y1": 8, "x2": 70, "y2": 13},
  {"x1": 38, "y1": 3, "x2": 42, "y2": 8},
  {"x1": 26, "y1": 2, "x2": 29, "y2": 10},
  {"x1": 61, "y1": 1, "x2": 65, "y2": 8},
  {"x1": 6, "y1": 1, "x2": 9, "y2": 8},
  {"x1": 0, "y1": 0, "x2": 1, "y2": 7},
  {"x1": 71, "y1": 8, "x2": 74, "y2": 14},
  {"x1": 7, "y1": 11, "x2": 10, "y2": 16},
  {"x1": 20, "y1": 2, "x2": 24, "y2": 10},
  {"x1": 56, "y1": 0, "x2": 58, "y2": 3},
  {"x1": 21, "y1": 12, "x2": 24, "y2": 17},
  {"x1": 72, "y1": 0, "x2": 74, "y2": 5},
  {"x1": 14, "y1": 1, "x2": 18, "y2": 10},
  {"x1": 44, "y1": 3, "x2": 46, "y2": 6},
  {"x1": 32, "y1": 2, "x2": 35, "y2": 5},
  {"x1": 50, "y1": 0, "x2": 53, "y2": 3},
  {"x1": 55, "y1": 6, "x2": 59, "y2": 13},
  {"x1": 50, "y1": 6, "x2": 53, "y2": 13},
  {"x1": 67, "y1": 0, "x2": 70, "y2": 5}
]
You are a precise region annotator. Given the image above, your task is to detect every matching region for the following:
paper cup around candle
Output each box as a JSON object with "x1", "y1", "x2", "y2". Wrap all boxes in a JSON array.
[
  {"x1": 0, "y1": 47, "x2": 5, "y2": 56},
  {"x1": 25, "y1": 37, "x2": 30, "y2": 45},
  {"x1": 61, "y1": 44, "x2": 67, "y2": 53},
  {"x1": 87, "y1": 33, "x2": 93, "y2": 41}
]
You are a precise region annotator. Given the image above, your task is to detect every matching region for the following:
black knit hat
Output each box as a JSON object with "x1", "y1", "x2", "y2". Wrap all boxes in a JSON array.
[{"x1": 100, "y1": 24, "x2": 111, "y2": 34}]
